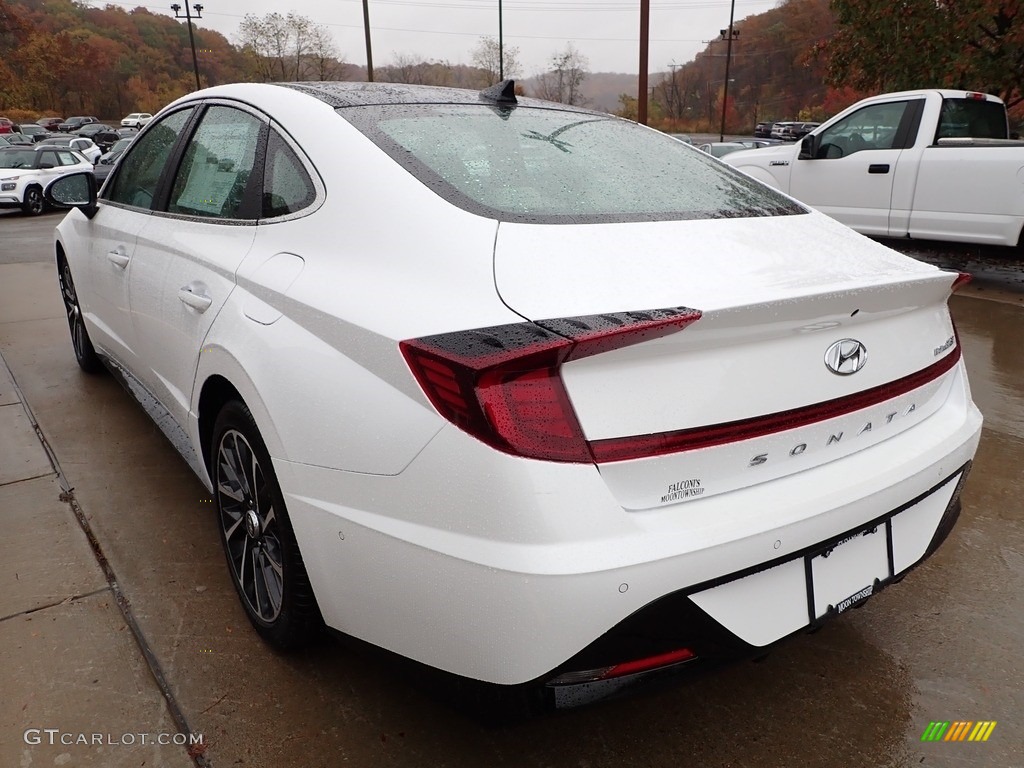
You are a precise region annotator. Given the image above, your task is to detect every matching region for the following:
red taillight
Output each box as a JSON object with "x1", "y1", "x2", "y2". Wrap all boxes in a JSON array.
[
  {"x1": 965, "y1": 92, "x2": 987, "y2": 101},
  {"x1": 951, "y1": 272, "x2": 972, "y2": 293},
  {"x1": 400, "y1": 307, "x2": 701, "y2": 463}
]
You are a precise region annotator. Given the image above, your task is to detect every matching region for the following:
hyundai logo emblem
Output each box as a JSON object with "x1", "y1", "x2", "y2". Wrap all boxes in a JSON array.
[{"x1": 824, "y1": 339, "x2": 868, "y2": 376}]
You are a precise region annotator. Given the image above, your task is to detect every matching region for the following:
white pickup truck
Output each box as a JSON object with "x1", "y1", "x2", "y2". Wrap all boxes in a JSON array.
[{"x1": 723, "y1": 90, "x2": 1024, "y2": 248}]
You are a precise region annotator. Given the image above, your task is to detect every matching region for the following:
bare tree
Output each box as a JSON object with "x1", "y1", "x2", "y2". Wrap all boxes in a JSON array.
[
  {"x1": 235, "y1": 12, "x2": 344, "y2": 82},
  {"x1": 307, "y1": 25, "x2": 346, "y2": 81},
  {"x1": 470, "y1": 35, "x2": 521, "y2": 86},
  {"x1": 533, "y1": 43, "x2": 589, "y2": 105}
]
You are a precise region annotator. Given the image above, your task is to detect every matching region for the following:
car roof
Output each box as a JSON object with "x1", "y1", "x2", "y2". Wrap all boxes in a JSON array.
[{"x1": 277, "y1": 81, "x2": 601, "y2": 114}]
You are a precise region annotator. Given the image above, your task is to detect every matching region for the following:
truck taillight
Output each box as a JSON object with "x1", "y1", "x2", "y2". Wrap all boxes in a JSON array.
[{"x1": 400, "y1": 307, "x2": 701, "y2": 463}]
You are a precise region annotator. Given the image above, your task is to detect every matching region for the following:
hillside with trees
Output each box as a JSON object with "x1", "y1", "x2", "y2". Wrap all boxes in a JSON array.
[{"x1": 0, "y1": 0, "x2": 1020, "y2": 130}]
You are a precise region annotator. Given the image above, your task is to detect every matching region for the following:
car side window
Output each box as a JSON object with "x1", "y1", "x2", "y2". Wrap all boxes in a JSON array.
[
  {"x1": 106, "y1": 108, "x2": 193, "y2": 210},
  {"x1": 168, "y1": 105, "x2": 263, "y2": 220},
  {"x1": 262, "y1": 130, "x2": 315, "y2": 218},
  {"x1": 37, "y1": 150, "x2": 56, "y2": 168},
  {"x1": 815, "y1": 101, "x2": 908, "y2": 159},
  {"x1": 56, "y1": 151, "x2": 79, "y2": 166}
]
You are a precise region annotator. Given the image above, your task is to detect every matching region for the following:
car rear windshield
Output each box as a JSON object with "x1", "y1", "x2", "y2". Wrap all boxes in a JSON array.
[{"x1": 342, "y1": 104, "x2": 804, "y2": 224}]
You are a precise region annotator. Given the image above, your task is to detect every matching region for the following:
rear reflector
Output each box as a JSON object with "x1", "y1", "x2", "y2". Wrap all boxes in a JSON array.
[
  {"x1": 549, "y1": 647, "x2": 697, "y2": 685},
  {"x1": 400, "y1": 307, "x2": 701, "y2": 462}
]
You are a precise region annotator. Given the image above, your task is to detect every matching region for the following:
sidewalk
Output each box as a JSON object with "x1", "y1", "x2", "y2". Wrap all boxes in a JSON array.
[{"x1": 0, "y1": 264, "x2": 197, "y2": 766}]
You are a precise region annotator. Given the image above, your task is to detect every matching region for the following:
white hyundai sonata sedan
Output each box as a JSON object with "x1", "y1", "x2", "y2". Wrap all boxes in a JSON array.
[{"x1": 47, "y1": 80, "x2": 982, "y2": 712}]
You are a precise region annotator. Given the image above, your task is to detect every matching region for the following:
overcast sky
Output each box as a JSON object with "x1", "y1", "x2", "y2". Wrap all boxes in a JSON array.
[{"x1": 101, "y1": 0, "x2": 781, "y2": 76}]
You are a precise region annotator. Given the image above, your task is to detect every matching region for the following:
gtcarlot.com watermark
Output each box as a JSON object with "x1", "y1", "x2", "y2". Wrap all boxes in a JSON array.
[{"x1": 24, "y1": 728, "x2": 204, "y2": 747}]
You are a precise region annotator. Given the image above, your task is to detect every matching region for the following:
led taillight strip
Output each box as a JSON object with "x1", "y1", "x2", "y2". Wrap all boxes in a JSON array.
[
  {"x1": 401, "y1": 307, "x2": 701, "y2": 463},
  {"x1": 590, "y1": 343, "x2": 962, "y2": 463}
]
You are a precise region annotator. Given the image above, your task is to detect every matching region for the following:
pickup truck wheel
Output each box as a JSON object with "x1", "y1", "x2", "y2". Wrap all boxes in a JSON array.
[
  {"x1": 22, "y1": 186, "x2": 45, "y2": 216},
  {"x1": 212, "y1": 400, "x2": 323, "y2": 650}
]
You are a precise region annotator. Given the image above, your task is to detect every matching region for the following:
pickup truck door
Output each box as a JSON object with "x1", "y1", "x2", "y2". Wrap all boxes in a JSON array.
[{"x1": 790, "y1": 99, "x2": 921, "y2": 237}]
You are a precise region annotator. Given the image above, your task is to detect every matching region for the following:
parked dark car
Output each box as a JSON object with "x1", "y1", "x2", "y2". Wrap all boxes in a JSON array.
[
  {"x1": 37, "y1": 117, "x2": 65, "y2": 131},
  {"x1": 58, "y1": 116, "x2": 100, "y2": 132},
  {"x1": 4, "y1": 132, "x2": 34, "y2": 146},
  {"x1": 73, "y1": 123, "x2": 120, "y2": 151},
  {"x1": 19, "y1": 124, "x2": 49, "y2": 142},
  {"x1": 754, "y1": 121, "x2": 774, "y2": 138},
  {"x1": 92, "y1": 135, "x2": 136, "y2": 183},
  {"x1": 791, "y1": 122, "x2": 820, "y2": 139}
]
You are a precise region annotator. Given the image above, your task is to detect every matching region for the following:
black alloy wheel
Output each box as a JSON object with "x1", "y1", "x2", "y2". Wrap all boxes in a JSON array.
[
  {"x1": 56, "y1": 255, "x2": 104, "y2": 373},
  {"x1": 22, "y1": 186, "x2": 44, "y2": 216},
  {"x1": 212, "y1": 401, "x2": 321, "y2": 649}
]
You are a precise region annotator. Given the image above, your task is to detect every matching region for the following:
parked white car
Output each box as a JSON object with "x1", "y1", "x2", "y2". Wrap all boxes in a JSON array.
[
  {"x1": 121, "y1": 112, "x2": 153, "y2": 129},
  {"x1": 46, "y1": 81, "x2": 982, "y2": 712},
  {"x1": 36, "y1": 135, "x2": 102, "y2": 164},
  {"x1": 724, "y1": 90, "x2": 1024, "y2": 247},
  {"x1": 0, "y1": 145, "x2": 94, "y2": 215}
]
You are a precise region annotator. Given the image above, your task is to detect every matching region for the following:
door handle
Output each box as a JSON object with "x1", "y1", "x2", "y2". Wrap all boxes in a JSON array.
[
  {"x1": 868, "y1": 164, "x2": 890, "y2": 174},
  {"x1": 178, "y1": 285, "x2": 213, "y2": 312},
  {"x1": 106, "y1": 250, "x2": 130, "y2": 268}
]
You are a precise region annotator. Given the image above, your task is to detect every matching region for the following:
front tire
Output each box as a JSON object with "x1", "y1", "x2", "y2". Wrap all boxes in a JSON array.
[
  {"x1": 211, "y1": 400, "x2": 322, "y2": 649},
  {"x1": 57, "y1": 255, "x2": 104, "y2": 374},
  {"x1": 22, "y1": 185, "x2": 44, "y2": 216}
]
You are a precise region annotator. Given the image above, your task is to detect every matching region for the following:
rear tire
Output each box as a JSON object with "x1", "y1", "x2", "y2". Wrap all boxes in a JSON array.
[{"x1": 211, "y1": 400, "x2": 322, "y2": 650}]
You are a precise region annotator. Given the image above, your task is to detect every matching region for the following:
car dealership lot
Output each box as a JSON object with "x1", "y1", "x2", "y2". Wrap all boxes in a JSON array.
[{"x1": 1, "y1": 213, "x2": 1022, "y2": 767}]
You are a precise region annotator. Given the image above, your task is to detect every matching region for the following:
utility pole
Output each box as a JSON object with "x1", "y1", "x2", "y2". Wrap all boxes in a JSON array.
[
  {"x1": 362, "y1": 0, "x2": 374, "y2": 82},
  {"x1": 498, "y1": 0, "x2": 504, "y2": 80},
  {"x1": 638, "y1": 0, "x2": 649, "y2": 125},
  {"x1": 719, "y1": 0, "x2": 738, "y2": 142},
  {"x1": 171, "y1": 2, "x2": 203, "y2": 91},
  {"x1": 667, "y1": 62, "x2": 681, "y2": 121}
]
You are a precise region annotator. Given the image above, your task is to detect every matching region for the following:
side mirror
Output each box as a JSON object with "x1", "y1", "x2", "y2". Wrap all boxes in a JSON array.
[
  {"x1": 45, "y1": 171, "x2": 98, "y2": 219},
  {"x1": 798, "y1": 134, "x2": 817, "y2": 160}
]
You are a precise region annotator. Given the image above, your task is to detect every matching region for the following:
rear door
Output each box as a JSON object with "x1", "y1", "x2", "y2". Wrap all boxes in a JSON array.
[{"x1": 790, "y1": 99, "x2": 920, "y2": 236}]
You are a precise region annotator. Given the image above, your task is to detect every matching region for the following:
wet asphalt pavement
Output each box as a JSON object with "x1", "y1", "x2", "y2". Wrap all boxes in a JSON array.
[{"x1": 1, "y1": 211, "x2": 1021, "y2": 767}]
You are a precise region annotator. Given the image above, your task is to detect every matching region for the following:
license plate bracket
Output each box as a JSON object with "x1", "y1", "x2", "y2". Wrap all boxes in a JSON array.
[{"x1": 805, "y1": 520, "x2": 894, "y2": 623}]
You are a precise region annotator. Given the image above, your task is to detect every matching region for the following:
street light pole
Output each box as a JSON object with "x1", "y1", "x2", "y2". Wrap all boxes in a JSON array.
[
  {"x1": 171, "y1": 3, "x2": 203, "y2": 91},
  {"x1": 719, "y1": 0, "x2": 737, "y2": 142},
  {"x1": 498, "y1": 0, "x2": 504, "y2": 80}
]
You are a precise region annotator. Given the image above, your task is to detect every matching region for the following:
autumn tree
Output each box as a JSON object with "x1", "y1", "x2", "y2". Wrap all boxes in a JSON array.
[
  {"x1": 825, "y1": 0, "x2": 1023, "y2": 107},
  {"x1": 533, "y1": 43, "x2": 589, "y2": 105}
]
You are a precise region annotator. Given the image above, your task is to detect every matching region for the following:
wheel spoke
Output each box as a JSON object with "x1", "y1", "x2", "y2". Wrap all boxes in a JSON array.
[
  {"x1": 249, "y1": 452, "x2": 260, "y2": 511},
  {"x1": 218, "y1": 479, "x2": 244, "y2": 503},
  {"x1": 261, "y1": 504, "x2": 276, "y2": 533},
  {"x1": 237, "y1": 536, "x2": 249, "y2": 593},
  {"x1": 223, "y1": 513, "x2": 244, "y2": 542},
  {"x1": 251, "y1": 551, "x2": 265, "y2": 619}
]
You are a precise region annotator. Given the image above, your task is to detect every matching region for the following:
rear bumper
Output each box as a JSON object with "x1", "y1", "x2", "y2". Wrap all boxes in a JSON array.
[
  {"x1": 276, "y1": 369, "x2": 982, "y2": 687},
  {"x1": 543, "y1": 464, "x2": 968, "y2": 709}
]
